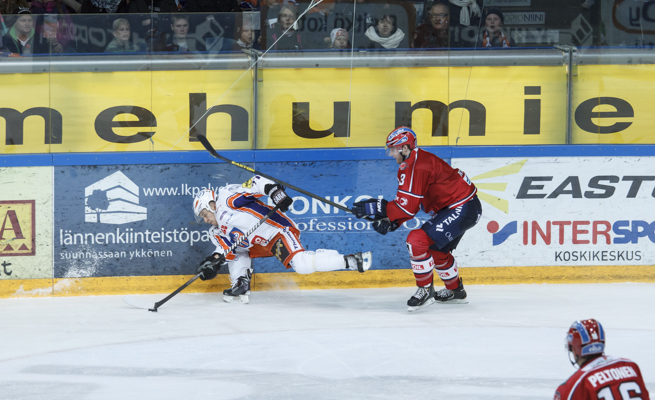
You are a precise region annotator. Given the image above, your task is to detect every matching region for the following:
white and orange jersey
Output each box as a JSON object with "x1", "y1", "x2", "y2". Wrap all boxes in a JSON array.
[{"x1": 208, "y1": 175, "x2": 299, "y2": 261}]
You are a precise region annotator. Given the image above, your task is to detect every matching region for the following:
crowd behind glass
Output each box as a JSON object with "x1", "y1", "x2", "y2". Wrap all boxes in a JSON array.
[{"x1": 0, "y1": 0, "x2": 643, "y2": 56}]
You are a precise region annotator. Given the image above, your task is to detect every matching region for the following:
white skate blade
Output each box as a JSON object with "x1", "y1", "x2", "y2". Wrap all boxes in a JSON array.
[
  {"x1": 407, "y1": 297, "x2": 436, "y2": 312},
  {"x1": 361, "y1": 251, "x2": 372, "y2": 272},
  {"x1": 223, "y1": 294, "x2": 249, "y2": 304}
]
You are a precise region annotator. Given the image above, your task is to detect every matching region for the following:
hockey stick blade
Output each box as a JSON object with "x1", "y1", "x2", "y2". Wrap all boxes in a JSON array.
[{"x1": 123, "y1": 296, "x2": 157, "y2": 312}]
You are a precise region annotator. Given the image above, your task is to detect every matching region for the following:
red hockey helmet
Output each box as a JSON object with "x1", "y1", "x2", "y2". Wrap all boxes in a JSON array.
[
  {"x1": 566, "y1": 319, "x2": 606, "y2": 361},
  {"x1": 385, "y1": 126, "x2": 417, "y2": 156}
]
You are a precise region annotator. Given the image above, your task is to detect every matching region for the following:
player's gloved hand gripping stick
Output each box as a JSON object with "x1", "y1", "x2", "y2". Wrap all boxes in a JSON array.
[
  {"x1": 123, "y1": 203, "x2": 282, "y2": 312},
  {"x1": 196, "y1": 134, "x2": 375, "y2": 222}
]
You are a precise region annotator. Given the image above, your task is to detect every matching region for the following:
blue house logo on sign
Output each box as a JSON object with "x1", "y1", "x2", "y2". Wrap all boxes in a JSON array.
[{"x1": 84, "y1": 171, "x2": 147, "y2": 224}]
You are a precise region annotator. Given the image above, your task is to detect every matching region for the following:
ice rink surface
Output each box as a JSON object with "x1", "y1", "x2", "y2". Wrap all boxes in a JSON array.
[{"x1": 1, "y1": 283, "x2": 654, "y2": 400}]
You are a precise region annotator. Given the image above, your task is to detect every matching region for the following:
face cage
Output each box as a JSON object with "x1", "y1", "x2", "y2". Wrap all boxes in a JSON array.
[{"x1": 385, "y1": 145, "x2": 402, "y2": 157}]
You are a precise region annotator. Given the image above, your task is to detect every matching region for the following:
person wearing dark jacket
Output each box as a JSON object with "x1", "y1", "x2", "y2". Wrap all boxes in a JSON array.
[
  {"x1": 2, "y1": 12, "x2": 48, "y2": 54},
  {"x1": 413, "y1": 2, "x2": 461, "y2": 49},
  {"x1": 267, "y1": 3, "x2": 304, "y2": 51}
]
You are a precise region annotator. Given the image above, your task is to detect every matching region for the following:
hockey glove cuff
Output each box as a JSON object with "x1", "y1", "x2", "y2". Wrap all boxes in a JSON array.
[
  {"x1": 265, "y1": 184, "x2": 293, "y2": 212},
  {"x1": 197, "y1": 253, "x2": 226, "y2": 281},
  {"x1": 352, "y1": 199, "x2": 388, "y2": 219},
  {"x1": 372, "y1": 218, "x2": 393, "y2": 235}
]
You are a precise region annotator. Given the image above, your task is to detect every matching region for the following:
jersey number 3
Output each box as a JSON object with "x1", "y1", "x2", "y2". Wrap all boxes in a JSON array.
[
  {"x1": 398, "y1": 174, "x2": 406, "y2": 186},
  {"x1": 597, "y1": 382, "x2": 643, "y2": 400}
]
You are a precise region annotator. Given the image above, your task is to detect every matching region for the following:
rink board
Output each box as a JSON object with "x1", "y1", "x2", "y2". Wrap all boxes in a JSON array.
[
  {"x1": 1, "y1": 149, "x2": 654, "y2": 297},
  {"x1": 2, "y1": 265, "x2": 655, "y2": 297},
  {"x1": 0, "y1": 167, "x2": 53, "y2": 280}
]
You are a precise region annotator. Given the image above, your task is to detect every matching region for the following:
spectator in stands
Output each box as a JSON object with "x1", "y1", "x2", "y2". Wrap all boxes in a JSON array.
[
  {"x1": 2, "y1": 10, "x2": 45, "y2": 54},
  {"x1": 478, "y1": 8, "x2": 515, "y2": 47},
  {"x1": 232, "y1": 14, "x2": 256, "y2": 51},
  {"x1": 187, "y1": 0, "x2": 240, "y2": 13},
  {"x1": 413, "y1": 2, "x2": 460, "y2": 48},
  {"x1": 81, "y1": 0, "x2": 149, "y2": 13},
  {"x1": 448, "y1": 0, "x2": 481, "y2": 27},
  {"x1": 358, "y1": 12, "x2": 406, "y2": 49},
  {"x1": 166, "y1": 15, "x2": 203, "y2": 51},
  {"x1": 1, "y1": 0, "x2": 31, "y2": 15},
  {"x1": 31, "y1": 0, "x2": 81, "y2": 13},
  {"x1": 262, "y1": 0, "x2": 284, "y2": 28},
  {"x1": 329, "y1": 27, "x2": 348, "y2": 49},
  {"x1": 267, "y1": 3, "x2": 304, "y2": 50},
  {"x1": 160, "y1": 0, "x2": 187, "y2": 12},
  {"x1": 105, "y1": 18, "x2": 138, "y2": 52}
]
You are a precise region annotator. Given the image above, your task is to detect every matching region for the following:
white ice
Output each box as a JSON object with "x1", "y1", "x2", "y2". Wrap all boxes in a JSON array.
[{"x1": 1, "y1": 283, "x2": 654, "y2": 400}]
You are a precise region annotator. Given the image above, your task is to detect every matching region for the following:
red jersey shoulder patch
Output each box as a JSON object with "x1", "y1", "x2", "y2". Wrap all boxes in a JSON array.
[{"x1": 399, "y1": 162, "x2": 407, "y2": 170}]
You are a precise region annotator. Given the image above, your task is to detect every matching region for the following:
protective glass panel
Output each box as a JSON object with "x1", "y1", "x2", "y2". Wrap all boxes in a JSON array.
[{"x1": 574, "y1": 0, "x2": 655, "y2": 144}]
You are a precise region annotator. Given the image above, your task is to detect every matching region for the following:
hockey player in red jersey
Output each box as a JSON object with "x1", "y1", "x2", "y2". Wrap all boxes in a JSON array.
[
  {"x1": 352, "y1": 127, "x2": 481, "y2": 311},
  {"x1": 193, "y1": 175, "x2": 372, "y2": 303},
  {"x1": 555, "y1": 319, "x2": 650, "y2": 400}
]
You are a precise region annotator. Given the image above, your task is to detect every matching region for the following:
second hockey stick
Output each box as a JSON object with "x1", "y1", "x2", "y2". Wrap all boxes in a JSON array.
[
  {"x1": 124, "y1": 203, "x2": 282, "y2": 312},
  {"x1": 196, "y1": 134, "x2": 373, "y2": 220}
]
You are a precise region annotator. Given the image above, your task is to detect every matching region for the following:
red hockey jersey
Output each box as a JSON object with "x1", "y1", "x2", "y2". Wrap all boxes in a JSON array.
[
  {"x1": 554, "y1": 356, "x2": 650, "y2": 400},
  {"x1": 386, "y1": 148, "x2": 477, "y2": 224}
]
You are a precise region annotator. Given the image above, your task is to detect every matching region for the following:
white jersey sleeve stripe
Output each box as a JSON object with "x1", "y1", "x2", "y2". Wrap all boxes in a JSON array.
[
  {"x1": 399, "y1": 190, "x2": 424, "y2": 198},
  {"x1": 395, "y1": 202, "x2": 416, "y2": 216}
]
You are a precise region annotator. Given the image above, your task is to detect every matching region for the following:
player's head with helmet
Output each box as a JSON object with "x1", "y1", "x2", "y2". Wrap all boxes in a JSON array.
[
  {"x1": 566, "y1": 319, "x2": 605, "y2": 367},
  {"x1": 386, "y1": 126, "x2": 417, "y2": 164},
  {"x1": 193, "y1": 189, "x2": 218, "y2": 226}
]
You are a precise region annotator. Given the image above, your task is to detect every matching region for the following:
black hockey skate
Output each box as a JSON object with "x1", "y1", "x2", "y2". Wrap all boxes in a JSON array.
[
  {"x1": 223, "y1": 268, "x2": 252, "y2": 304},
  {"x1": 407, "y1": 283, "x2": 436, "y2": 312},
  {"x1": 344, "y1": 251, "x2": 373, "y2": 273},
  {"x1": 434, "y1": 277, "x2": 468, "y2": 304}
]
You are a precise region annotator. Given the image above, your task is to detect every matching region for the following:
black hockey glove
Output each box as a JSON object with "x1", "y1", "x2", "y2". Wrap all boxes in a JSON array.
[
  {"x1": 197, "y1": 253, "x2": 226, "y2": 281},
  {"x1": 353, "y1": 199, "x2": 388, "y2": 219},
  {"x1": 265, "y1": 184, "x2": 293, "y2": 212},
  {"x1": 372, "y1": 218, "x2": 394, "y2": 235}
]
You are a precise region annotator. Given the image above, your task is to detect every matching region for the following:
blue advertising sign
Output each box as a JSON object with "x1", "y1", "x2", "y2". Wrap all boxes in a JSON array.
[{"x1": 54, "y1": 158, "x2": 451, "y2": 277}]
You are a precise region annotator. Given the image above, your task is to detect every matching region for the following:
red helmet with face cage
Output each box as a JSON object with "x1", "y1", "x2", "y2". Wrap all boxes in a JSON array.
[{"x1": 566, "y1": 319, "x2": 606, "y2": 361}]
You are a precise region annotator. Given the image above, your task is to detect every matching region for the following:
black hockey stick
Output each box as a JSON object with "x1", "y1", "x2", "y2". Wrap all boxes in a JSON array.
[
  {"x1": 124, "y1": 203, "x2": 282, "y2": 312},
  {"x1": 196, "y1": 134, "x2": 374, "y2": 221}
]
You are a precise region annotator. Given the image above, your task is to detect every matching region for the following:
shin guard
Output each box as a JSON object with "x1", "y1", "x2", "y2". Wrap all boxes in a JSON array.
[
  {"x1": 411, "y1": 256, "x2": 435, "y2": 287},
  {"x1": 432, "y1": 251, "x2": 459, "y2": 290}
]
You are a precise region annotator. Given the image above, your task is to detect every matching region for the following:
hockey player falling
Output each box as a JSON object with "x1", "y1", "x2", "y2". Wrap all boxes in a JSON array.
[
  {"x1": 554, "y1": 319, "x2": 650, "y2": 400},
  {"x1": 352, "y1": 127, "x2": 482, "y2": 311},
  {"x1": 192, "y1": 176, "x2": 372, "y2": 303}
]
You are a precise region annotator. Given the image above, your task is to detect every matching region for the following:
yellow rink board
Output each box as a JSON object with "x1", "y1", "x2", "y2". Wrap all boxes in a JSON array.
[{"x1": 1, "y1": 266, "x2": 654, "y2": 298}]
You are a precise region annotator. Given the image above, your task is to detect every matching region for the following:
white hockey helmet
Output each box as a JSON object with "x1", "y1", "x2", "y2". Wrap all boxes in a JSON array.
[{"x1": 192, "y1": 189, "x2": 216, "y2": 223}]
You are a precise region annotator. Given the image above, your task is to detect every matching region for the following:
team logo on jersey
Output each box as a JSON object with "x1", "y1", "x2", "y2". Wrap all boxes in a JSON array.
[
  {"x1": 220, "y1": 225, "x2": 227, "y2": 235},
  {"x1": 395, "y1": 197, "x2": 409, "y2": 206},
  {"x1": 242, "y1": 178, "x2": 253, "y2": 188},
  {"x1": 399, "y1": 162, "x2": 407, "y2": 170},
  {"x1": 252, "y1": 235, "x2": 269, "y2": 246},
  {"x1": 272, "y1": 238, "x2": 290, "y2": 263},
  {"x1": 228, "y1": 228, "x2": 250, "y2": 248}
]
